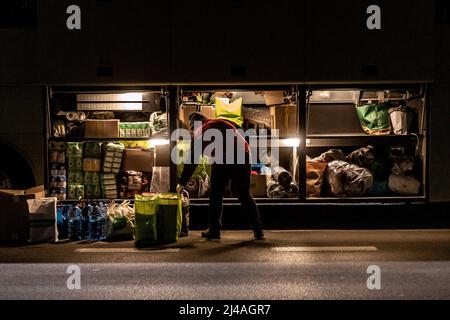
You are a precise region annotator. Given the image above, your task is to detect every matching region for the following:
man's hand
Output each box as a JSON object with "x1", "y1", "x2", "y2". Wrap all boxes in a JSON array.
[{"x1": 176, "y1": 184, "x2": 185, "y2": 194}]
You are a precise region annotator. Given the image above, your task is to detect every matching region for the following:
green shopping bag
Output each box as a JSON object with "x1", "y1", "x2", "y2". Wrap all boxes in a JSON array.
[
  {"x1": 215, "y1": 97, "x2": 244, "y2": 128},
  {"x1": 134, "y1": 194, "x2": 158, "y2": 245},
  {"x1": 356, "y1": 103, "x2": 391, "y2": 135},
  {"x1": 157, "y1": 193, "x2": 182, "y2": 244}
]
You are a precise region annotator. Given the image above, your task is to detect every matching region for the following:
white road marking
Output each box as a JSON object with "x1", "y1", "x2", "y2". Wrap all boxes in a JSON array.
[
  {"x1": 75, "y1": 248, "x2": 180, "y2": 253},
  {"x1": 272, "y1": 246, "x2": 378, "y2": 252}
]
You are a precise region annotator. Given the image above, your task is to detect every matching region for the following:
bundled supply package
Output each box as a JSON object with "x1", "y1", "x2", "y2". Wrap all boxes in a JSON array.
[
  {"x1": 388, "y1": 174, "x2": 420, "y2": 195},
  {"x1": 68, "y1": 184, "x2": 85, "y2": 199},
  {"x1": 266, "y1": 180, "x2": 299, "y2": 198},
  {"x1": 215, "y1": 97, "x2": 244, "y2": 128},
  {"x1": 66, "y1": 142, "x2": 83, "y2": 157},
  {"x1": 49, "y1": 163, "x2": 66, "y2": 176},
  {"x1": 67, "y1": 171, "x2": 84, "y2": 185},
  {"x1": 83, "y1": 142, "x2": 103, "y2": 158},
  {"x1": 106, "y1": 200, "x2": 135, "y2": 241},
  {"x1": 313, "y1": 149, "x2": 346, "y2": 164},
  {"x1": 83, "y1": 158, "x2": 101, "y2": 172},
  {"x1": 150, "y1": 167, "x2": 170, "y2": 193},
  {"x1": 119, "y1": 122, "x2": 151, "y2": 138},
  {"x1": 326, "y1": 161, "x2": 374, "y2": 197},
  {"x1": 386, "y1": 146, "x2": 420, "y2": 195},
  {"x1": 388, "y1": 104, "x2": 417, "y2": 135},
  {"x1": 48, "y1": 141, "x2": 66, "y2": 151},
  {"x1": 101, "y1": 173, "x2": 118, "y2": 199},
  {"x1": 83, "y1": 171, "x2": 100, "y2": 186},
  {"x1": 66, "y1": 142, "x2": 83, "y2": 170},
  {"x1": 49, "y1": 188, "x2": 67, "y2": 201},
  {"x1": 49, "y1": 151, "x2": 66, "y2": 164},
  {"x1": 306, "y1": 160, "x2": 328, "y2": 197},
  {"x1": 346, "y1": 145, "x2": 376, "y2": 167},
  {"x1": 85, "y1": 185, "x2": 101, "y2": 199},
  {"x1": 356, "y1": 103, "x2": 391, "y2": 135},
  {"x1": 150, "y1": 112, "x2": 168, "y2": 137},
  {"x1": 134, "y1": 193, "x2": 158, "y2": 245},
  {"x1": 49, "y1": 175, "x2": 67, "y2": 189},
  {"x1": 27, "y1": 197, "x2": 58, "y2": 243},
  {"x1": 103, "y1": 142, "x2": 124, "y2": 173},
  {"x1": 156, "y1": 194, "x2": 182, "y2": 244},
  {"x1": 119, "y1": 171, "x2": 151, "y2": 199},
  {"x1": 134, "y1": 193, "x2": 183, "y2": 246}
]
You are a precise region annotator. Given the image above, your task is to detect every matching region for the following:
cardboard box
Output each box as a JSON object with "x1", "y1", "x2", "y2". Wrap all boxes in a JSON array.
[
  {"x1": 270, "y1": 104, "x2": 298, "y2": 137},
  {"x1": 200, "y1": 105, "x2": 216, "y2": 119},
  {"x1": 123, "y1": 148, "x2": 154, "y2": 172},
  {"x1": 179, "y1": 105, "x2": 216, "y2": 129},
  {"x1": 265, "y1": 91, "x2": 285, "y2": 106},
  {"x1": 85, "y1": 120, "x2": 120, "y2": 138},
  {"x1": 179, "y1": 105, "x2": 197, "y2": 129},
  {"x1": 250, "y1": 175, "x2": 269, "y2": 197},
  {"x1": 154, "y1": 144, "x2": 171, "y2": 167},
  {"x1": 0, "y1": 186, "x2": 46, "y2": 242}
]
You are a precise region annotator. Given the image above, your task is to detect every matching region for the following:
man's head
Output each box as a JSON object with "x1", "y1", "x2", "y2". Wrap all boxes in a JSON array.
[{"x1": 188, "y1": 112, "x2": 207, "y2": 132}]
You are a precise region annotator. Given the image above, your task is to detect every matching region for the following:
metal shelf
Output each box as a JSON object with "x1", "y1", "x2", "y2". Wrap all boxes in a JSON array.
[
  {"x1": 49, "y1": 137, "x2": 152, "y2": 142},
  {"x1": 58, "y1": 199, "x2": 133, "y2": 203},
  {"x1": 306, "y1": 134, "x2": 422, "y2": 147}
]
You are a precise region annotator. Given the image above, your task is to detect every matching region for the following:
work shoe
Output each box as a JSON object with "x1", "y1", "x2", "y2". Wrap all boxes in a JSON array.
[
  {"x1": 254, "y1": 230, "x2": 265, "y2": 241},
  {"x1": 201, "y1": 230, "x2": 221, "y2": 240}
]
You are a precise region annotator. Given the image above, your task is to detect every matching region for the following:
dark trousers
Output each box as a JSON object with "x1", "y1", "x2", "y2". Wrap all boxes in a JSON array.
[{"x1": 208, "y1": 164, "x2": 263, "y2": 233}]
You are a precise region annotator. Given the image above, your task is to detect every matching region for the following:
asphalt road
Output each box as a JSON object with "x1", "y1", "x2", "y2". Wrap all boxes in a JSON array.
[{"x1": 1, "y1": 230, "x2": 450, "y2": 300}]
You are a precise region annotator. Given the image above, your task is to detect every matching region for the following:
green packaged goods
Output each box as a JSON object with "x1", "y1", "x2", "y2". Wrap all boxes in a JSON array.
[
  {"x1": 356, "y1": 103, "x2": 391, "y2": 136},
  {"x1": 83, "y1": 172, "x2": 100, "y2": 186},
  {"x1": 85, "y1": 185, "x2": 101, "y2": 199},
  {"x1": 68, "y1": 184, "x2": 85, "y2": 199},
  {"x1": 120, "y1": 122, "x2": 151, "y2": 138},
  {"x1": 83, "y1": 142, "x2": 103, "y2": 158},
  {"x1": 67, "y1": 171, "x2": 84, "y2": 184},
  {"x1": 66, "y1": 142, "x2": 83, "y2": 157},
  {"x1": 67, "y1": 157, "x2": 83, "y2": 171},
  {"x1": 215, "y1": 97, "x2": 243, "y2": 128},
  {"x1": 106, "y1": 201, "x2": 135, "y2": 241},
  {"x1": 134, "y1": 194, "x2": 159, "y2": 246},
  {"x1": 157, "y1": 193, "x2": 182, "y2": 244}
]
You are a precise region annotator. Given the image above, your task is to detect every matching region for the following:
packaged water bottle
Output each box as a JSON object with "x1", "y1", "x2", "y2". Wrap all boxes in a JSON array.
[
  {"x1": 99, "y1": 202, "x2": 108, "y2": 241},
  {"x1": 81, "y1": 203, "x2": 92, "y2": 240},
  {"x1": 89, "y1": 203, "x2": 107, "y2": 241},
  {"x1": 68, "y1": 205, "x2": 82, "y2": 241},
  {"x1": 57, "y1": 204, "x2": 72, "y2": 239}
]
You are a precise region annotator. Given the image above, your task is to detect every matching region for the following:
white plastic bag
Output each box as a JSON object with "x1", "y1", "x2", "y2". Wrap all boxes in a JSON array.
[
  {"x1": 150, "y1": 167, "x2": 170, "y2": 193},
  {"x1": 388, "y1": 174, "x2": 420, "y2": 195},
  {"x1": 326, "y1": 161, "x2": 374, "y2": 197},
  {"x1": 27, "y1": 197, "x2": 58, "y2": 243},
  {"x1": 106, "y1": 201, "x2": 135, "y2": 240}
]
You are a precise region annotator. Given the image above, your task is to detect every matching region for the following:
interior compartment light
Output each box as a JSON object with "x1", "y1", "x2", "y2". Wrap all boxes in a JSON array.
[
  {"x1": 278, "y1": 138, "x2": 301, "y2": 147},
  {"x1": 319, "y1": 91, "x2": 331, "y2": 99},
  {"x1": 77, "y1": 93, "x2": 144, "y2": 111},
  {"x1": 150, "y1": 139, "x2": 170, "y2": 147}
]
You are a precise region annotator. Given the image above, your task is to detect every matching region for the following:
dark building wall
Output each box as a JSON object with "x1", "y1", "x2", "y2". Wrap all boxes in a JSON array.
[
  {"x1": 0, "y1": 87, "x2": 44, "y2": 186},
  {"x1": 304, "y1": 0, "x2": 434, "y2": 82},
  {"x1": 0, "y1": 0, "x2": 436, "y2": 84},
  {"x1": 429, "y1": 15, "x2": 450, "y2": 202},
  {"x1": 429, "y1": 82, "x2": 450, "y2": 202}
]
